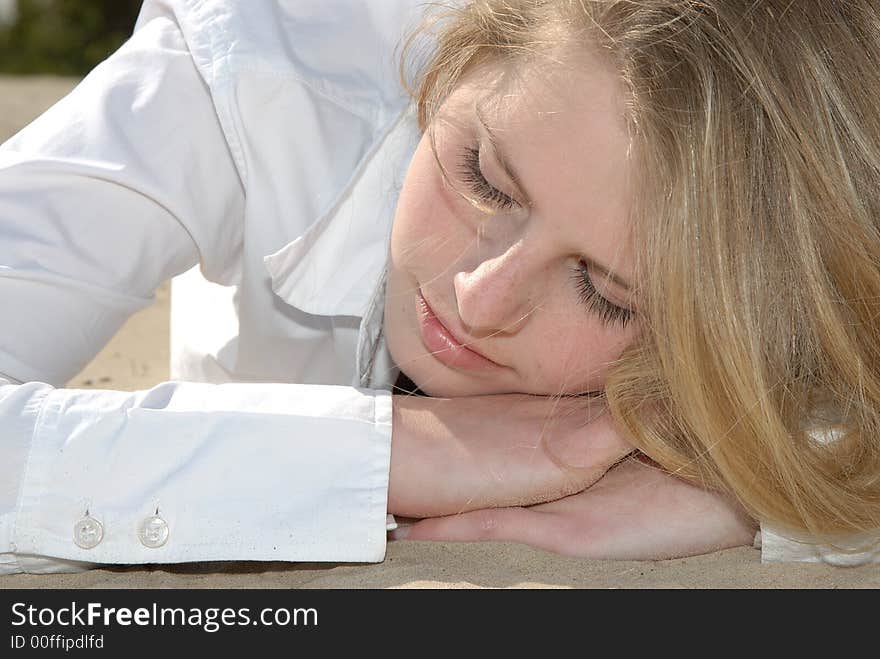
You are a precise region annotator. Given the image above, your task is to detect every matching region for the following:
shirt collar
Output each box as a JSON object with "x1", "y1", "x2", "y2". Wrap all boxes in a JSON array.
[{"x1": 263, "y1": 105, "x2": 420, "y2": 318}]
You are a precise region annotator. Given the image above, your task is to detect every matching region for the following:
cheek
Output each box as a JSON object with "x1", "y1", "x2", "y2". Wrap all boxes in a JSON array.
[
  {"x1": 390, "y1": 142, "x2": 474, "y2": 270},
  {"x1": 523, "y1": 311, "x2": 635, "y2": 393}
]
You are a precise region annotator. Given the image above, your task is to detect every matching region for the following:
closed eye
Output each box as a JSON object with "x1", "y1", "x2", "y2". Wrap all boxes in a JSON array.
[
  {"x1": 459, "y1": 146, "x2": 520, "y2": 211},
  {"x1": 571, "y1": 261, "x2": 635, "y2": 329}
]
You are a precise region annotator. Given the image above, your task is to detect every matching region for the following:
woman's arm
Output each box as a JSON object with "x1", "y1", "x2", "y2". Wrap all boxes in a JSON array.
[
  {"x1": 389, "y1": 393, "x2": 634, "y2": 518},
  {"x1": 394, "y1": 453, "x2": 759, "y2": 560},
  {"x1": 0, "y1": 380, "x2": 395, "y2": 574},
  {"x1": 0, "y1": 9, "x2": 257, "y2": 575},
  {"x1": 0, "y1": 12, "x2": 244, "y2": 387}
]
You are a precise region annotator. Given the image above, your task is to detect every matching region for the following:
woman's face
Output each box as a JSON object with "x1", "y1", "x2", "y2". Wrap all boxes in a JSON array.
[{"x1": 384, "y1": 51, "x2": 640, "y2": 397}]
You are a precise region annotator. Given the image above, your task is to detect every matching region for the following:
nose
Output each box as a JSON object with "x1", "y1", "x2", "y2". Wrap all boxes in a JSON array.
[{"x1": 453, "y1": 242, "x2": 541, "y2": 336}]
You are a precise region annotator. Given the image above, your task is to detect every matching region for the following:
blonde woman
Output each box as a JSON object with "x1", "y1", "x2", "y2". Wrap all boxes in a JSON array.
[
  {"x1": 389, "y1": 0, "x2": 880, "y2": 563},
  {"x1": 0, "y1": 0, "x2": 873, "y2": 574}
]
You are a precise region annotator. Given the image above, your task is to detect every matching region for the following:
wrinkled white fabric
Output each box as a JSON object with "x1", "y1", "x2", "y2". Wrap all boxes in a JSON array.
[{"x1": 0, "y1": 0, "x2": 422, "y2": 574}]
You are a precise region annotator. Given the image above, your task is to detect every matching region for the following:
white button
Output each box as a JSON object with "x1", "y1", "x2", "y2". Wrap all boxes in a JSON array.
[
  {"x1": 73, "y1": 515, "x2": 103, "y2": 549},
  {"x1": 138, "y1": 515, "x2": 169, "y2": 548}
]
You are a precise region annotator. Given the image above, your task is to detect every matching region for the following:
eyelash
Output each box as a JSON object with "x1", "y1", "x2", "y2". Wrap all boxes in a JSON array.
[
  {"x1": 571, "y1": 262, "x2": 635, "y2": 329},
  {"x1": 459, "y1": 146, "x2": 520, "y2": 211},
  {"x1": 458, "y1": 145, "x2": 634, "y2": 330}
]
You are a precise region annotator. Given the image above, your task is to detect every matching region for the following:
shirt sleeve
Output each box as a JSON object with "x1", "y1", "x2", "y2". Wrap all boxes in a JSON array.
[
  {"x1": 0, "y1": 9, "x2": 244, "y2": 387},
  {"x1": 0, "y1": 9, "x2": 394, "y2": 575},
  {"x1": 758, "y1": 522, "x2": 880, "y2": 565},
  {"x1": 755, "y1": 421, "x2": 880, "y2": 564},
  {"x1": 0, "y1": 378, "x2": 393, "y2": 574}
]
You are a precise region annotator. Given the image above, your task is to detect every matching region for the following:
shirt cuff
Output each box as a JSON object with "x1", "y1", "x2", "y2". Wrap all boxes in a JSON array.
[
  {"x1": 759, "y1": 522, "x2": 880, "y2": 565},
  {"x1": 5, "y1": 382, "x2": 393, "y2": 571}
]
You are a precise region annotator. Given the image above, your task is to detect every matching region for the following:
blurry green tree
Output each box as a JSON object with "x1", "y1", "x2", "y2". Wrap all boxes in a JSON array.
[{"x1": 0, "y1": 0, "x2": 143, "y2": 75}]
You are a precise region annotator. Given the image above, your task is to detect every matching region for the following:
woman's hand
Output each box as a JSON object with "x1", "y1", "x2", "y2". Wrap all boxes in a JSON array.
[
  {"x1": 392, "y1": 455, "x2": 759, "y2": 560},
  {"x1": 388, "y1": 393, "x2": 634, "y2": 518}
]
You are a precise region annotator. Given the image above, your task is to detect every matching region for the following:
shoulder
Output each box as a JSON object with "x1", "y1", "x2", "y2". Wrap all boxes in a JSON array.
[{"x1": 137, "y1": 0, "x2": 429, "y2": 116}]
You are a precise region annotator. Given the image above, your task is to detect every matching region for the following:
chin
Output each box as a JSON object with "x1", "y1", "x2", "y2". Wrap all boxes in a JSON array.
[
  {"x1": 400, "y1": 368, "x2": 468, "y2": 398},
  {"x1": 409, "y1": 365, "x2": 521, "y2": 398},
  {"x1": 390, "y1": 355, "x2": 492, "y2": 398}
]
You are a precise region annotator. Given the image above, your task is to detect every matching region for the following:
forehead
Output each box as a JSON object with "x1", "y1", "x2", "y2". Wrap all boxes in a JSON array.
[{"x1": 446, "y1": 49, "x2": 636, "y2": 278}]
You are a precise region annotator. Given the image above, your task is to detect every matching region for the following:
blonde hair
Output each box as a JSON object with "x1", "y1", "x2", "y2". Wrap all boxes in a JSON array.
[{"x1": 402, "y1": 0, "x2": 880, "y2": 546}]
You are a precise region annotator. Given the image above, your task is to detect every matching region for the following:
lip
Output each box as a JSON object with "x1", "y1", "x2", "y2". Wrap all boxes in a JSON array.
[{"x1": 416, "y1": 289, "x2": 503, "y2": 371}]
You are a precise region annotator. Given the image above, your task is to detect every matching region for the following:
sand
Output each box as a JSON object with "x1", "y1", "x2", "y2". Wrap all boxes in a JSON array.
[{"x1": 2, "y1": 75, "x2": 878, "y2": 589}]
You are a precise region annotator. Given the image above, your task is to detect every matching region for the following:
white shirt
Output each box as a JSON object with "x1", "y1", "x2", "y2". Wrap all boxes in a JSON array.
[
  {"x1": 0, "y1": 0, "x2": 874, "y2": 574},
  {"x1": 0, "y1": 0, "x2": 420, "y2": 575}
]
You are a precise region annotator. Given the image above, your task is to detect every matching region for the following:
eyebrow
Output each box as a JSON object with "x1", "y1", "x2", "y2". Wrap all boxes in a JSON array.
[{"x1": 473, "y1": 101, "x2": 633, "y2": 293}]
